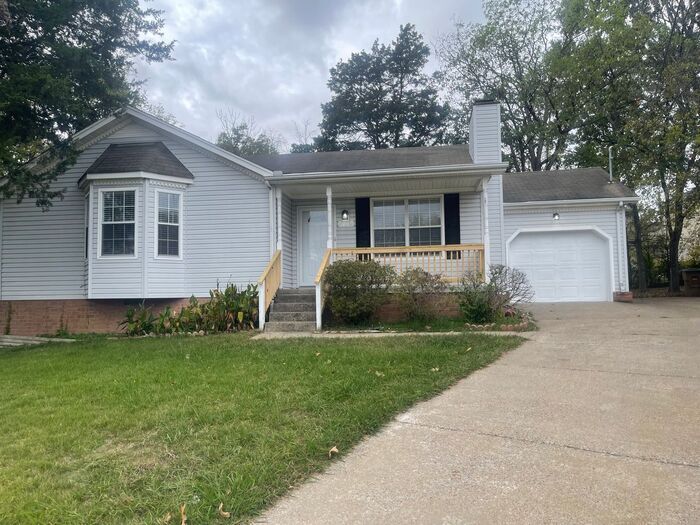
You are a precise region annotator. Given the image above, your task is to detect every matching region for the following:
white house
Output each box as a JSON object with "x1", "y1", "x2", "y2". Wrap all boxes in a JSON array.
[{"x1": 0, "y1": 101, "x2": 638, "y2": 334}]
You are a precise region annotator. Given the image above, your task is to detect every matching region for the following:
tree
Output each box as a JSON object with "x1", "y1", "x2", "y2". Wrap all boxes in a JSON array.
[
  {"x1": 553, "y1": 0, "x2": 700, "y2": 291},
  {"x1": 438, "y1": 0, "x2": 574, "y2": 171},
  {"x1": 317, "y1": 24, "x2": 449, "y2": 150},
  {"x1": 215, "y1": 109, "x2": 282, "y2": 156},
  {"x1": 0, "y1": 0, "x2": 173, "y2": 207},
  {"x1": 290, "y1": 119, "x2": 316, "y2": 153}
]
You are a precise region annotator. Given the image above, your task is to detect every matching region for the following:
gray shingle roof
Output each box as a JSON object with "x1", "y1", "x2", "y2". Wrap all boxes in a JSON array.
[
  {"x1": 243, "y1": 144, "x2": 472, "y2": 175},
  {"x1": 503, "y1": 168, "x2": 637, "y2": 203},
  {"x1": 83, "y1": 142, "x2": 193, "y2": 180}
]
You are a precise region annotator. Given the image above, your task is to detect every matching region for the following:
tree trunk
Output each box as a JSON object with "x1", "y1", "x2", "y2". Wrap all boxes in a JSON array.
[
  {"x1": 668, "y1": 229, "x2": 682, "y2": 292},
  {"x1": 631, "y1": 204, "x2": 647, "y2": 293}
]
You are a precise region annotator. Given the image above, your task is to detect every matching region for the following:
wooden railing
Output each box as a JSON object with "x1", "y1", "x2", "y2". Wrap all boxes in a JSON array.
[
  {"x1": 258, "y1": 249, "x2": 281, "y2": 330},
  {"x1": 313, "y1": 249, "x2": 333, "y2": 330},
  {"x1": 329, "y1": 244, "x2": 485, "y2": 283}
]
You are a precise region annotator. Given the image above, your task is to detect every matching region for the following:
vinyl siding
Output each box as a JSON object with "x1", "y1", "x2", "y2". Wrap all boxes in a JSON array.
[
  {"x1": 487, "y1": 175, "x2": 504, "y2": 265},
  {"x1": 503, "y1": 204, "x2": 627, "y2": 292},
  {"x1": 469, "y1": 103, "x2": 501, "y2": 164},
  {"x1": 1, "y1": 118, "x2": 271, "y2": 300},
  {"x1": 280, "y1": 193, "x2": 293, "y2": 288},
  {"x1": 459, "y1": 192, "x2": 482, "y2": 243},
  {"x1": 0, "y1": 147, "x2": 99, "y2": 299}
]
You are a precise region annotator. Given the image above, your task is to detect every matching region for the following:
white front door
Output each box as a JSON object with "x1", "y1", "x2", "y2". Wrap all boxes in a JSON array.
[{"x1": 299, "y1": 207, "x2": 328, "y2": 286}]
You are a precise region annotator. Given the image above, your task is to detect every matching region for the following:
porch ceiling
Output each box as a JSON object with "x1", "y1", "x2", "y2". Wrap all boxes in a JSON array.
[{"x1": 274, "y1": 172, "x2": 485, "y2": 199}]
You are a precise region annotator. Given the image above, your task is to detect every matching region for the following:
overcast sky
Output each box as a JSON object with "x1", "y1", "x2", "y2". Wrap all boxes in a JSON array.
[{"x1": 135, "y1": 0, "x2": 484, "y2": 149}]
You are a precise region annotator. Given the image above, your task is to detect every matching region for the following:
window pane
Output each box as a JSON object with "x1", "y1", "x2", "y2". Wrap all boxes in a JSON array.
[
  {"x1": 408, "y1": 198, "x2": 440, "y2": 227},
  {"x1": 374, "y1": 228, "x2": 405, "y2": 247},
  {"x1": 159, "y1": 192, "x2": 168, "y2": 209},
  {"x1": 373, "y1": 200, "x2": 403, "y2": 229},
  {"x1": 409, "y1": 226, "x2": 441, "y2": 246},
  {"x1": 102, "y1": 223, "x2": 135, "y2": 255},
  {"x1": 158, "y1": 224, "x2": 179, "y2": 256}
]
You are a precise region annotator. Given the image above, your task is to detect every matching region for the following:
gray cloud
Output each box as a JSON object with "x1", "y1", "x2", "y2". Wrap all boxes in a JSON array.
[{"x1": 135, "y1": 0, "x2": 483, "y2": 148}]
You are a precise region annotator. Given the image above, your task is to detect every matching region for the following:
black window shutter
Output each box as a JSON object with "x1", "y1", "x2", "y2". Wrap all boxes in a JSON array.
[
  {"x1": 355, "y1": 197, "x2": 371, "y2": 247},
  {"x1": 444, "y1": 193, "x2": 460, "y2": 245}
]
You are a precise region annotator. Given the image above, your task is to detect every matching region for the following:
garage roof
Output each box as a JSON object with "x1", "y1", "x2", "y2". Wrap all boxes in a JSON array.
[{"x1": 503, "y1": 168, "x2": 637, "y2": 203}]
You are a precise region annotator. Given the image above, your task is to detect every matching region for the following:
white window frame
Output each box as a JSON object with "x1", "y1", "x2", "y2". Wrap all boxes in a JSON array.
[
  {"x1": 370, "y1": 195, "x2": 445, "y2": 248},
  {"x1": 154, "y1": 189, "x2": 184, "y2": 260},
  {"x1": 97, "y1": 186, "x2": 139, "y2": 259}
]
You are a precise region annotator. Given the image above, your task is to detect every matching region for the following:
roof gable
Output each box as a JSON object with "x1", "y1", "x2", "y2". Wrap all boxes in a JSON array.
[{"x1": 73, "y1": 107, "x2": 272, "y2": 180}]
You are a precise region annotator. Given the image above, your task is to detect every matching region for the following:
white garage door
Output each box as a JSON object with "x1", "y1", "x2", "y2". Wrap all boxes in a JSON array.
[{"x1": 508, "y1": 230, "x2": 611, "y2": 302}]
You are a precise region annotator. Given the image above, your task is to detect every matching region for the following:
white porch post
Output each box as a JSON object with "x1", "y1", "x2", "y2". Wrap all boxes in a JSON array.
[
  {"x1": 481, "y1": 178, "x2": 491, "y2": 279},
  {"x1": 276, "y1": 187, "x2": 283, "y2": 251},
  {"x1": 326, "y1": 186, "x2": 333, "y2": 248}
]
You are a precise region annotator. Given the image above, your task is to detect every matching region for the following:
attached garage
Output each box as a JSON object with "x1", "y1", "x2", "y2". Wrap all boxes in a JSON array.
[{"x1": 507, "y1": 229, "x2": 612, "y2": 302}]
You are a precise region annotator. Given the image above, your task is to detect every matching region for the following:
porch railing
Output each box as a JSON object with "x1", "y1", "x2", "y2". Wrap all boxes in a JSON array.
[
  {"x1": 313, "y1": 244, "x2": 485, "y2": 330},
  {"x1": 258, "y1": 249, "x2": 281, "y2": 330},
  {"x1": 329, "y1": 244, "x2": 484, "y2": 283}
]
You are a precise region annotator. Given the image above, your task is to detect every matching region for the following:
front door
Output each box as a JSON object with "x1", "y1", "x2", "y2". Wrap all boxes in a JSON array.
[{"x1": 299, "y1": 207, "x2": 328, "y2": 286}]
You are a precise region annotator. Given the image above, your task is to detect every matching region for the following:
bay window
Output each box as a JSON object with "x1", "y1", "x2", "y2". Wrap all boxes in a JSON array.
[{"x1": 372, "y1": 197, "x2": 443, "y2": 247}]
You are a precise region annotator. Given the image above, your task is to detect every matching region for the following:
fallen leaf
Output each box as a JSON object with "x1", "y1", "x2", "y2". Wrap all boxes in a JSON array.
[
  {"x1": 328, "y1": 446, "x2": 339, "y2": 458},
  {"x1": 315, "y1": 352, "x2": 321, "y2": 356},
  {"x1": 466, "y1": 347, "x2": 472, "y2": 352},
  {"x1": 374, "y1": 370, "x2": 385, "y2": 377},
  {"x1": 431, "y1": 367, "x2": 440, "y2": 372},
  {"x1": 218, "y1": 502, "x2": 231, "y2": 519},
  {"x1": 179, "y1": 503, "x2": 187, "y2": 525},
  {"x1": 162, "y1": 512, "x2": 172, "y2": 524}
]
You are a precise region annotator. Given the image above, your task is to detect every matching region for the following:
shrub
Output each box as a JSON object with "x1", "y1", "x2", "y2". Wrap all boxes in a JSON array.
[
  {"x1": 119, "y1": 283, "x2": 258, "y2": 336},
  {"x1": 395, "y1": 268, "x2": 448, "y2": 321},
  {"x1": 120, "y1": 303, "x2": 156, "y2": 336},
  {"x1": 324, "y1": 259, "x2": 395, "y2": 324},
  {"x1": 458, "y1": 265, "x2": 534, "y2": 324}
]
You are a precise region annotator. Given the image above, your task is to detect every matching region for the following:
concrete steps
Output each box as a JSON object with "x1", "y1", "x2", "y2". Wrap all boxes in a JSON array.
[{"x1": 265, "y1": 288, "x2": 317, "y2": 332}]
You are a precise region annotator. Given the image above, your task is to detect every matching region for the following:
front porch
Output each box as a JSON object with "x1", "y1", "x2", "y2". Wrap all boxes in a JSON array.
[{"x1": 259, "y1": 167, "x2": 497, "y2": 330}]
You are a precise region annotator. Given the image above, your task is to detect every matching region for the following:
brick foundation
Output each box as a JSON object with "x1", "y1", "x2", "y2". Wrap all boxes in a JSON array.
[
  {"x1": 375, "y1": 293, "x2": 461, "y2": 323},
  {"x1": 613, "y1": 291, "x2": 634, "y2": 303},
  {"x1": 0, "y1": 298, "x2": 194, "y2": 336}
]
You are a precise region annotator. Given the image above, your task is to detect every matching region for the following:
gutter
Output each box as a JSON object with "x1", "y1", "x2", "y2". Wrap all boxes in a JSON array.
[
  {"x1": 503, "y1": 196, "x2": 640, "y2": 208},
  {"x1": 267, "y1": 162, "x2": 508, "y2": 185}
]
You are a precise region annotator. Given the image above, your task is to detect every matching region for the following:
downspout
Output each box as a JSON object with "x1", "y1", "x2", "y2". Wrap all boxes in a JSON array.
[{"x1": 608, "y1": 146, "x2": 614, "y2": 183}]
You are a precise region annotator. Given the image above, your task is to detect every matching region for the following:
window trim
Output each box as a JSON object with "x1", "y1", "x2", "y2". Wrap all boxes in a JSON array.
[
  {"x1": 369, "y1": 195, "x2": 445, "y2": 248},
  {"x1": 97, "y1": 187, "x2": 139, "y2": 259},
  {"x1": 154, "y1": 188, "x2": 184, "y2": 260}
]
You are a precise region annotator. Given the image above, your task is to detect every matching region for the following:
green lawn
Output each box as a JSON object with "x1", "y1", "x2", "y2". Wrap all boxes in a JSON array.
[{"x1": 0, "y1": 332, "x2": 521, "y2": 523}]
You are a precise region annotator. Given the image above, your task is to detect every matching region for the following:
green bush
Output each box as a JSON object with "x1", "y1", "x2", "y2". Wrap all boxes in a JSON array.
[
  {"x1": 395, "y1": 268, "x2": 448, "y2": 321},
  {"x1": 325, "y1": 259, "x2": 395, "y2": 324},
  {"x1": 458, "y1": 280, "x2": 496, "y2": 324},
  {"x1": 458, "y1": 265, "x2": 534, "y2": 324},
  {"x1": 120, "y1": 283, "x2": 258, "y2": 336}
]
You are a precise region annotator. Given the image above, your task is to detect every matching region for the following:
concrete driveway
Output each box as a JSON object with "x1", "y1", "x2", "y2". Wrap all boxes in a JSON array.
[{"x1": 259, "y1": 298, "x2": 700, "y2": 524}]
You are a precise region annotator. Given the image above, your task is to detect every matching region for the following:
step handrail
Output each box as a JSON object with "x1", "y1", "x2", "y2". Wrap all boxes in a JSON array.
[
  {"x1": 313, "y1": 249, "x2": 332, "y2": 330},
  {"x1": 258, "y1": 249, "x2": 282, "y2": 330}
]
